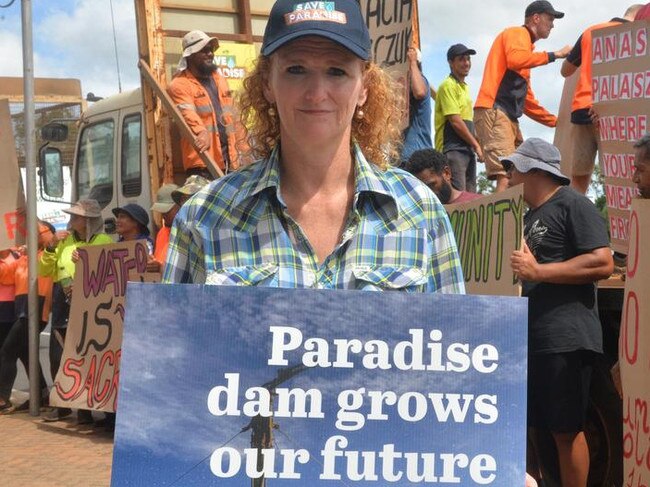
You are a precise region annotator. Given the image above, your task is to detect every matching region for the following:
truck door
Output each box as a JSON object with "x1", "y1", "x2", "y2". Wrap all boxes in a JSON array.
[
  {"x1": 75, "y1": 115, "x2": 119, "y2": 229},
  {"x1": 116, "y1": 109, "x2": 151, "y2": 232}
]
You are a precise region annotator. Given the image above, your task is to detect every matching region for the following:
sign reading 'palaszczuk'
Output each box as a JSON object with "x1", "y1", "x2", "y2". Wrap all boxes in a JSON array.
[
  {"x1": 112, "y1": 285, "x2": 527, "y2": 485},
  {"x1": 592, "y1": 19, "x2": 649, "y2": 253}
]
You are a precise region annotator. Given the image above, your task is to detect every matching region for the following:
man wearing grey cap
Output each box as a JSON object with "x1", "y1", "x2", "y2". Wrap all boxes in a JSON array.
[
  {"x1": 434, "y1": 43, "x2": 482, "y2": 193},
  {"x1": 168, "y1": 30, "x2": 244, "y2": 178},
  {"x1": 475, "y1": 1, "x2": 571, "y2": 193},
  {"x1": 503, "y1": 138, "x2": 613, "y2": 486}
]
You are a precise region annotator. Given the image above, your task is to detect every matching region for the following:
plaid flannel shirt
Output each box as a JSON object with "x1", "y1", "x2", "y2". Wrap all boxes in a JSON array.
[{"x1": 163, "y1": 145, "x2": 464, "y2": 294}]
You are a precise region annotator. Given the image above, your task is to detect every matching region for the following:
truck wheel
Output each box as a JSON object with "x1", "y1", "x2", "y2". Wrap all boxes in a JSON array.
[{"x1": 535, "y1": 357, "x2": 623, "y2": 487}]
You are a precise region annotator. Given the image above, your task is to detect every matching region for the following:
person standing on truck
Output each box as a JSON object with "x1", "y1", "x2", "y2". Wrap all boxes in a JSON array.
[
  {"x1": 434, "y1": 43, "x2": 482, "y2": 193},
  {"x1": 163, "y1": 0, "x2": 464, "y2": 294},
  {"x1": 169, "y1": 30, "x2": 245, "y2": 179},
  {"x1": 503, "y1": 138, "x2": 614, "y2": 487},
  {"x1": 474, "y1": 0, "x2": 571, "y2": 193},
  {"x1": 400, "y1": 46, "x2": 435, "y2": 161},
  {"x1": 560, "y1": 5, "x2": 643, "y2": 194}
]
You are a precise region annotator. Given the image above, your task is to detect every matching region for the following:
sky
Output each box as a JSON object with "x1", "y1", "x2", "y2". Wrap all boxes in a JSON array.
[{"x1": 0, "y1": 0, "x2": 637, "y2": 141}]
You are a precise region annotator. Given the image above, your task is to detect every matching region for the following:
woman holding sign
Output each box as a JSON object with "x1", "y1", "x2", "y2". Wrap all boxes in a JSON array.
[
  {"x1": 164, "y1": 0, "x2": 463, "y2": 293},
  {"x1": 39, "y1": 199, "x2": 113, "y2": 423}
]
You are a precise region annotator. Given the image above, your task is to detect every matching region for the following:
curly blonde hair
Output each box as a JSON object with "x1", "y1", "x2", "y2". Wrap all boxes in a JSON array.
[{"x1": 237, "y1": 56, "x2": 402, "y2": 169}]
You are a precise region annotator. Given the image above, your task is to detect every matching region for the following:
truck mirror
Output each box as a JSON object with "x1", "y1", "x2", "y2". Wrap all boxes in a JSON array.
[
  {"x1": 39, "y1": 147, "x2": 64, "y2": 198},
  {"x1": 40, "y1": 123, "x2": 68, "y2": 142}
]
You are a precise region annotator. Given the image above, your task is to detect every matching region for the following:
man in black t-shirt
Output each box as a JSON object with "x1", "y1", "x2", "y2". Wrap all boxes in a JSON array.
[{"x1": 500, "y1": 138, "x2": 614, "y2": 487}]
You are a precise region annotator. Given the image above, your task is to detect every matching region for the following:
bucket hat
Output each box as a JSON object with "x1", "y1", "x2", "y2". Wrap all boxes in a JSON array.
[{"x1": 499, "y1": 138, "x2": 570, "y2": 185}]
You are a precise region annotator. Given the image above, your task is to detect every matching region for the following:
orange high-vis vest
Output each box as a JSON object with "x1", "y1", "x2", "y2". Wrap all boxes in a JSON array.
[
  {"x1": 168, "y1": 70, "x2": 243, "y2": 172},
  {"x1": 0, "y1": 251, "x2": 53, "y2": 322}
]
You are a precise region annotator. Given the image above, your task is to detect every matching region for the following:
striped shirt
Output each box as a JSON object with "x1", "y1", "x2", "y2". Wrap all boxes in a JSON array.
[{"x1": 163, "y1": 144, "x2": 464, "y2": 294}]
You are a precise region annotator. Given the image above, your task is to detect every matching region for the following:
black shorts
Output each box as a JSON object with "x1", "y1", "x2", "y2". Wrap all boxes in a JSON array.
[{"x1": 528, "y1": 351, "x2": 595, "y2": 433}]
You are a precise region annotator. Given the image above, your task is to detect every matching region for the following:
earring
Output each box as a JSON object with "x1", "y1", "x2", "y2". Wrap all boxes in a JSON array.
[
  {"x1": 268, "y1": 105, "x2": 276, "y2": 117},
  {"x1": 355, "y1": 107, "x2": 364, "y2": 119}
]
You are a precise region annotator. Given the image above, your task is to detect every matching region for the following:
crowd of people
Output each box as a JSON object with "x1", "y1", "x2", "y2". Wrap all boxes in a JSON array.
[
  {"x1": 0, "y1": 177, "x2": 209, "y2": 430},
  {"x1": 2, "y1": 0, "x2": 650, "y2": 485}
]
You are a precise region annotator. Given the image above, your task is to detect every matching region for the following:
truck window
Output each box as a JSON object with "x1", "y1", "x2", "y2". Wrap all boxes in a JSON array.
[
  {"x1": 121, "y1": 113, "x2": 142, "y2": 197},
  {"x1": 76, "y1": 119, "x2": 115, "y2": 209}
]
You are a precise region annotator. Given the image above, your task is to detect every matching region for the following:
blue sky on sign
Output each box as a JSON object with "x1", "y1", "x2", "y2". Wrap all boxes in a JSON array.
[
  {"x1": 112, "y1": 284, "x2": 528, "y2": 485},
  {"x1": 0, "y1": 0, "x2": 634, "y2": 141}
]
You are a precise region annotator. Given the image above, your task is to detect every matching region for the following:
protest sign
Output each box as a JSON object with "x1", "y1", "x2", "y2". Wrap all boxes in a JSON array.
[
  {"x1": 112, "y1": 285, "x2": 528, "y2": 485},
  {"x1": 0, "y1": 99, "x2": 26, "y2": 249},
  {"x1": 49, "y1": 241, "x2": 159, "y2": 412},
  {"x1": 619, "y1": 199, "x2": 650, "y2": 486},
  {"x1": 213, "y1": 42, "x2": 257, "y2": 92},
  {"x1": 592, "y1": 19, "x2": 649, "y2": 253},
  {"x1": 445, "y1": 185, "x2": 524, "y2": 296},
  {"x1": 553, "y1": 69, "x2": 580, "y2": 179},
  {"x1": 360, "y1": 0, "x2": 414, "y2": 128}
]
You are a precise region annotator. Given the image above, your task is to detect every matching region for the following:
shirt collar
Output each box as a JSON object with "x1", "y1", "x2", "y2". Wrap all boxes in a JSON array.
[{"x1": 232, "y1": 143, "x2": 399, "y2": 219}]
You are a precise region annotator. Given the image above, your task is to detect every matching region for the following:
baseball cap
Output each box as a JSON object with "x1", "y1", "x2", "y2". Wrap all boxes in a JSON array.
[
  {"x1": 150, "y1": 184, "x2": 179, "y2": 213},
  {"x1": 525, "y1": 0, "x2": 564, "y2": 19},
  {"x1": 499, "y1": 138, "x2": 570, "y2": 185},
  {"x1": 447, "y1": 43, "x2": 477, "y2": 61},
  {"x1": 261, "y1": 0, "x2": 371, "y2": 60},
  {"x1": 171, "y1": 175, "x2": 210, "y2": 206}
]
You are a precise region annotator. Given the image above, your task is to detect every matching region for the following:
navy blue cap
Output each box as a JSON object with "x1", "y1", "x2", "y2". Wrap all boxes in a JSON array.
[
  {"x1": 112, "y1": 203, "x2": 150, "y2": 234},
  {"x1": 525, "y1": 0, "x2": 564, "y2": 19},
  {"x1": 447, "y1": 43, "x2": 477, "y2": 61},
  {"x1": 261, "y1": 0, "x2": 371, "y2": 60}
]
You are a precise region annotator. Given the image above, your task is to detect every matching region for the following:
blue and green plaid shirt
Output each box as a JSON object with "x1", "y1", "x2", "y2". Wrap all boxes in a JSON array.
[{"x1": 163, "y1": 145, "x2": 464, "y2": 293}]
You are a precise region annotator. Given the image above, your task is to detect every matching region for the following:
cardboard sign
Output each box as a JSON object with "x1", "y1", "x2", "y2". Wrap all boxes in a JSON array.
[
  {"x1": 360, "y1": 0, "x2": 413, "y2": 128},
  {"x1": 112, "y1": 285, "x2": 528, "y2": 485},
  {"x1": 553, "y1": 69, "x2": 580, "y2": 179},
  {"x1": 619, "y1": 199, "x2": 650, "y2": 486},
  {"x1": 592, "y1": 20, "x2": 650, "y2": 253},
  {"x1": 445, "y1": 185, "x2": 524, "y2": 296},
  {"x1": 0, "y1": 99, "x2": 26, "y2": 249},
  {"x1": 214, "y1": 42, "x2": 258, "y2": 92},
  {"x1": 49, "y1": 241, "x2": 160, "y2": 412}
]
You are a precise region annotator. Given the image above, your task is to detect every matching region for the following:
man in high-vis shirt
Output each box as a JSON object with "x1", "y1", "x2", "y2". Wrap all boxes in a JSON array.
[
  {"x1": 560, "y1": 4, "x2": 642, "y2": 194},
  {"x1": 474, "y1": 0, "x2": 571, "y2": 192}
]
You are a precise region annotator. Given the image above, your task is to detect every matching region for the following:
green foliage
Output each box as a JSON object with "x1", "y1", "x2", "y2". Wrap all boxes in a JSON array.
[{"x1": 476, "y1": 170, "x2": 496, "y2": 195}]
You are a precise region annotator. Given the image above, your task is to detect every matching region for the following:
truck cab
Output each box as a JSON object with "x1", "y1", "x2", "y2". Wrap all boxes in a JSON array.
[{"x1": 42, "y1": 88, "x2": 151, "y2": 234}]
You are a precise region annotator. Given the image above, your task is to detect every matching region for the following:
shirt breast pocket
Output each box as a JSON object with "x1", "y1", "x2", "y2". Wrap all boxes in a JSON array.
[
  {"x1": 206, "y1": 263, "x2": 279, "y2": 287},
  {"x1": 350, "y1": 227, "x2": 429, "y2": 292},
  {"x1": 352, "y1": 265, "x2": 428, "y2": 292}
]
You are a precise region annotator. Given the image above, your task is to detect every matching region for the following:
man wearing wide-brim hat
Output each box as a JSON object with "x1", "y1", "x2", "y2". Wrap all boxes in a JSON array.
[
  {"x1": 168, "y1": 30, "x2": 246, "y2": 179},
  {"x1": 502, "y1": 137, "x2": 614, "y2": 486}
]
